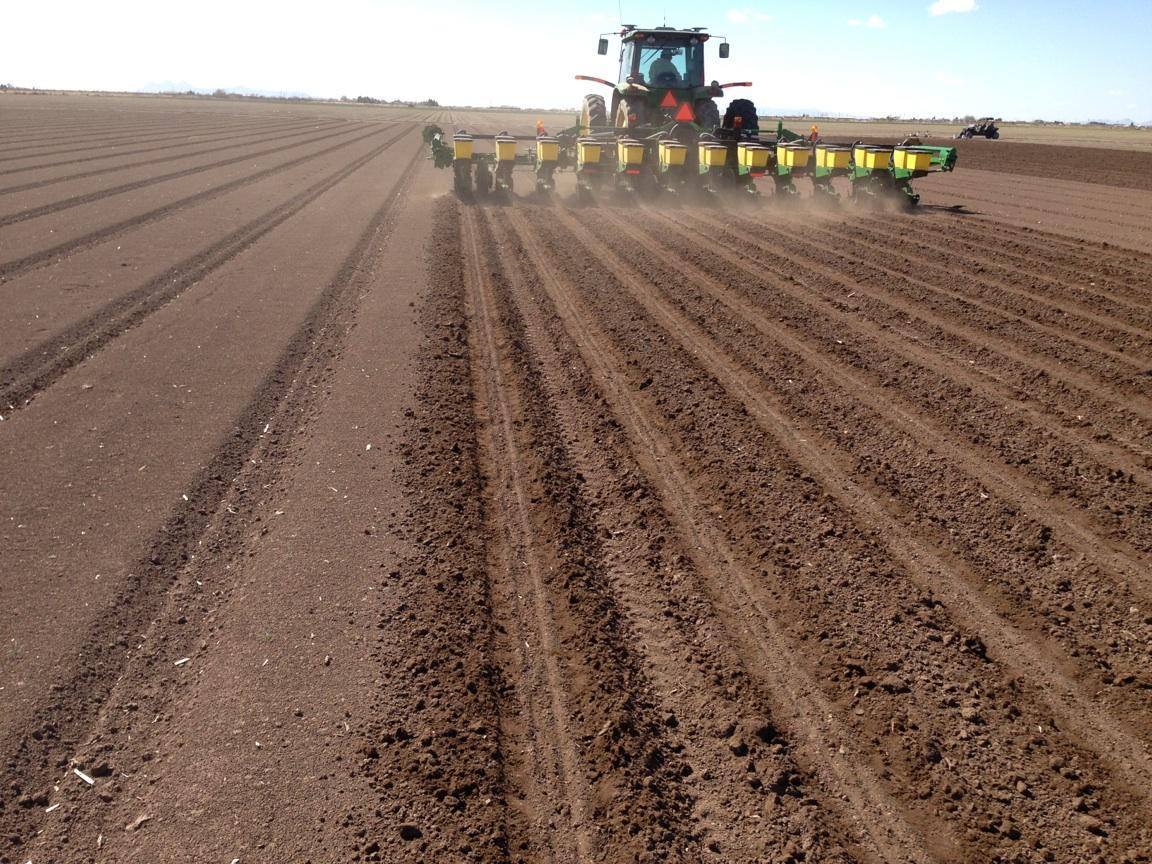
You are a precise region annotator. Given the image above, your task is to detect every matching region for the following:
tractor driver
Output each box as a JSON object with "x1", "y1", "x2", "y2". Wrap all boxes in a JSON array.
[{"x1": 648, "y1": 48, "x2": 682, "y2": 86}]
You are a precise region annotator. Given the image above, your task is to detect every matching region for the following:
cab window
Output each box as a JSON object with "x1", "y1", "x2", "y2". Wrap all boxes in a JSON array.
[{"x1": 635, "y1": 42, "x2": 704, "y2": 87}]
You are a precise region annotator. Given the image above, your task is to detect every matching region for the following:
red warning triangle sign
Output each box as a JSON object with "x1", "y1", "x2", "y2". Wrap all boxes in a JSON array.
[
  {"x1": 659, "y1": 90, "x2": 677, "y2": 109},
  {"x1": 673, "y1": 101, "x2": 695, "y2": 123}
]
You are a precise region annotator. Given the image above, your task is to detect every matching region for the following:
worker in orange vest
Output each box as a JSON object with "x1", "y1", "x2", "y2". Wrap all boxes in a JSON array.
[{"x1": 809, "y1": 124, "x2": 820, "y2": 142}]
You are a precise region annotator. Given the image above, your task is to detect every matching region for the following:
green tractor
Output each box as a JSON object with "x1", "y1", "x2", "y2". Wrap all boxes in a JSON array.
[{"x1": 426, "y1": 24, "x2": 957, "y2": 206}]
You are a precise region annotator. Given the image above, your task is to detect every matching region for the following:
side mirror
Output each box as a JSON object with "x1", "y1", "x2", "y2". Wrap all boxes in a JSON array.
[
  {"x1": 719, "y1": 42, "x2": 730, "y2": 58},
  {"x1": 597, "y1": 38, "x2": 609, "y2": 55}
]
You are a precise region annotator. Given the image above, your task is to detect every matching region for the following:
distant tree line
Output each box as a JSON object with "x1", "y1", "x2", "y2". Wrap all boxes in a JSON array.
[{"x1": 344, "y1": 96, "x2": 440, "y2": 106}]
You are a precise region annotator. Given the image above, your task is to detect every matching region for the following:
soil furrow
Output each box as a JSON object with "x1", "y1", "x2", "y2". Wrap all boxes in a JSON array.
[
  {"x1": 0, "y1": 116, "x2": 312, "y2": 162},
  {"x1": 0, "y1": 124, "x2": 390, "y2": 280},
  {"x1": 512, "y1": 206, "x2": 955, "y2": 864},
  {"x1": 934, "y1": 217, "x2": 1152, "y2": 277},
  {"x1": 591, "y1": 206, "x2": 1152, "y2": 737},
  {"x1": 489, "y1": 207, "x2": 868, "y2": 864},
  {"x1": 870, "y1": 215, "x2": 1152, "y2": 312},
  {"x1": 649, "y1": 209, "x2": 1152, "y2": 695},
  {"x1": 645, "y1": 213, "x2": 1152, "y2": 568},
  {"x1": 824, "y1": 218, "x2": 1152, "y2": 346},
  {"x1": 531, "y1": 203, "x2": 1152, "y2": 861},
  {"x1": 689, "y1": 211, "x2": 1152, "y2": 459},
  {"x1": 0, "y1": 115, "x2": 291, "y2": 145},
  {"x1": 681, "y1": 212, "x2": 1152, "y2": 462},
  {"x1": 465, "y1": 205, "x2": 699, "y2": 863},
  {"x1": 0, "y1": 126, "x2": 412, "y2": 412},
  {"x1": 0, "y1": 119, "x2": 347, "y2": 195},
  {"x1": 0, "y1": 131, "x2": 423, "y2": 854},
  {"x1": 462, "y1": 206, "x2": 593, "y2": 862},
  {"x1": 650, "y1": 211, "x2": 1152, "y2": 487},
  {"x1": 0, "y1": 123, "x2": 369, "y2": 227},
  {"x1": 736, "y1": 214, "x2": 1152, "y2": 383},
  {"x1": 0, "y1": 117, "x2": 334, "y2": 178},
  {"x1": 684, "y1": 211, "x2": 1152, "y2": 419}
]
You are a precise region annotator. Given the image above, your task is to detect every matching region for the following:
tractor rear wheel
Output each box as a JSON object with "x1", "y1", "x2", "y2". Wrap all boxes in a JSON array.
[
  {"x1": 580, "y1": 94, "x2": 608, "y2": 135},
  {"x1": 723, "y1": 98, "x2": 759, "y2": 132},
  {"x1": 695, "y1": 98, "x2": 721, "y2": 132}
]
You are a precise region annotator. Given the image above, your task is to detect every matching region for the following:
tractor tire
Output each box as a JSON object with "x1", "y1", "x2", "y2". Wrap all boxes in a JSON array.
[
  {"x1": 615, "y1": 96, "x2": 648, "y2": 129},
  {"x1": 989, "y1": 130, "x2": 1000, "y2": 139},
  {"x1": 580, "y1": 93, "x2": 608, "y2": 135},
  {"x1": 695, "y1": 98, "x2": 721, "y2": 132},
  {"x1": 723, "y1": 98, "x2": 759, "y2": 132},
  {"x1": 475, "y1": 163, "x2": 493, "y2": 195},
  {"x1": 452, "y1": 162, "x2": 472, "y2": 196}
]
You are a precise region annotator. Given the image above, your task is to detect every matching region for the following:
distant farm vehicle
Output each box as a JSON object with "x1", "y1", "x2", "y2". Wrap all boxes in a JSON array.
[
  {"x1": 426, "y1": 24, "x2": 958, "y2": 207},
  {"x1": 956, "y1": 118, "x2": 1000, "y2": 139}
]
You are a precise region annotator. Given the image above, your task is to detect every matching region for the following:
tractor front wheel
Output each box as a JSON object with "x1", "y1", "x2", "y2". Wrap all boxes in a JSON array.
[{"x1": 615, "y1": 96, "x2": 648, "y2": 129}]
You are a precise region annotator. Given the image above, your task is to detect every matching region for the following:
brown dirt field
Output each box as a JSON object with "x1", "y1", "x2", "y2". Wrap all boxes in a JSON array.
[
  {"x1": 1, "y1": 93, "x2": 1150, "y2": 864},
  {"x1": 932, "y1": 139, "x2": 1152, "y2": 192}
]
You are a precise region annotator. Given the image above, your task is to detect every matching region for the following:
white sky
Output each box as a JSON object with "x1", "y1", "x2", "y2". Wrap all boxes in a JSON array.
[{"x1": 5, "y1": 1, "x2": 1151, "y2": 122}]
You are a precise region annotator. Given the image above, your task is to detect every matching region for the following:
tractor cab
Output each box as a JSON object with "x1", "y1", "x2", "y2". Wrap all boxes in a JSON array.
[
  {"x1": 590, "y1": 25, "x2": 733, "y2": 130},
  {"x1": 618, "y1": 28, "x2": 708, "y2": 89}
]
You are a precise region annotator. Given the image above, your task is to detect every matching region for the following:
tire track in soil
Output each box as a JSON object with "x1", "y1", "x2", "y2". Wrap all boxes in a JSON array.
[
  {"x1": 653, "y1": 212, "x2": 1152, "y2": 581},
  {"x1": 0, "y1": 123, "x2": 371, "y2": 228},
  {"x1": 592, "y1": 207, "x2": 1152, "y2": 755},
  {"x1": 0, "y1": 130, "x2": 423, "y2": 854},
  {"x1": 682, "y1": 212, "x2": 1152, "y2": 431},
  {"x1": 0, "y1": 117, "x2": 332, "y2": 177},
  {"x1": 462, "y1": 205, "x2": 698, "y2": 863},
  {"x1": 0, "y1": 119, "x2": 349, "y2": 195},
  {"x1": 0, "y1": 124, "x2": 391, "y2": 280},
  {"x1": 507, "y1": 206, "x2": 949, "y2": 864},
  {"x1": 486, "y1": 208, "x2": 866, "y2": 864},
  {"x1": 0, "y1": 125, "x2": 413, "y2": 413},
  {"x1": 532, "y1": 205, "x2": 1152, "y2": 864}
]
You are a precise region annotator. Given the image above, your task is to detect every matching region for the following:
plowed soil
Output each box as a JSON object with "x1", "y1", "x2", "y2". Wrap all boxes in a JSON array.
[
  {"x1": 932, "y1": 139, "x2": 1152, "y2": 192},
  {"x1": 2, "y1": 95, "x2": 1150, "y2": 864}
]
